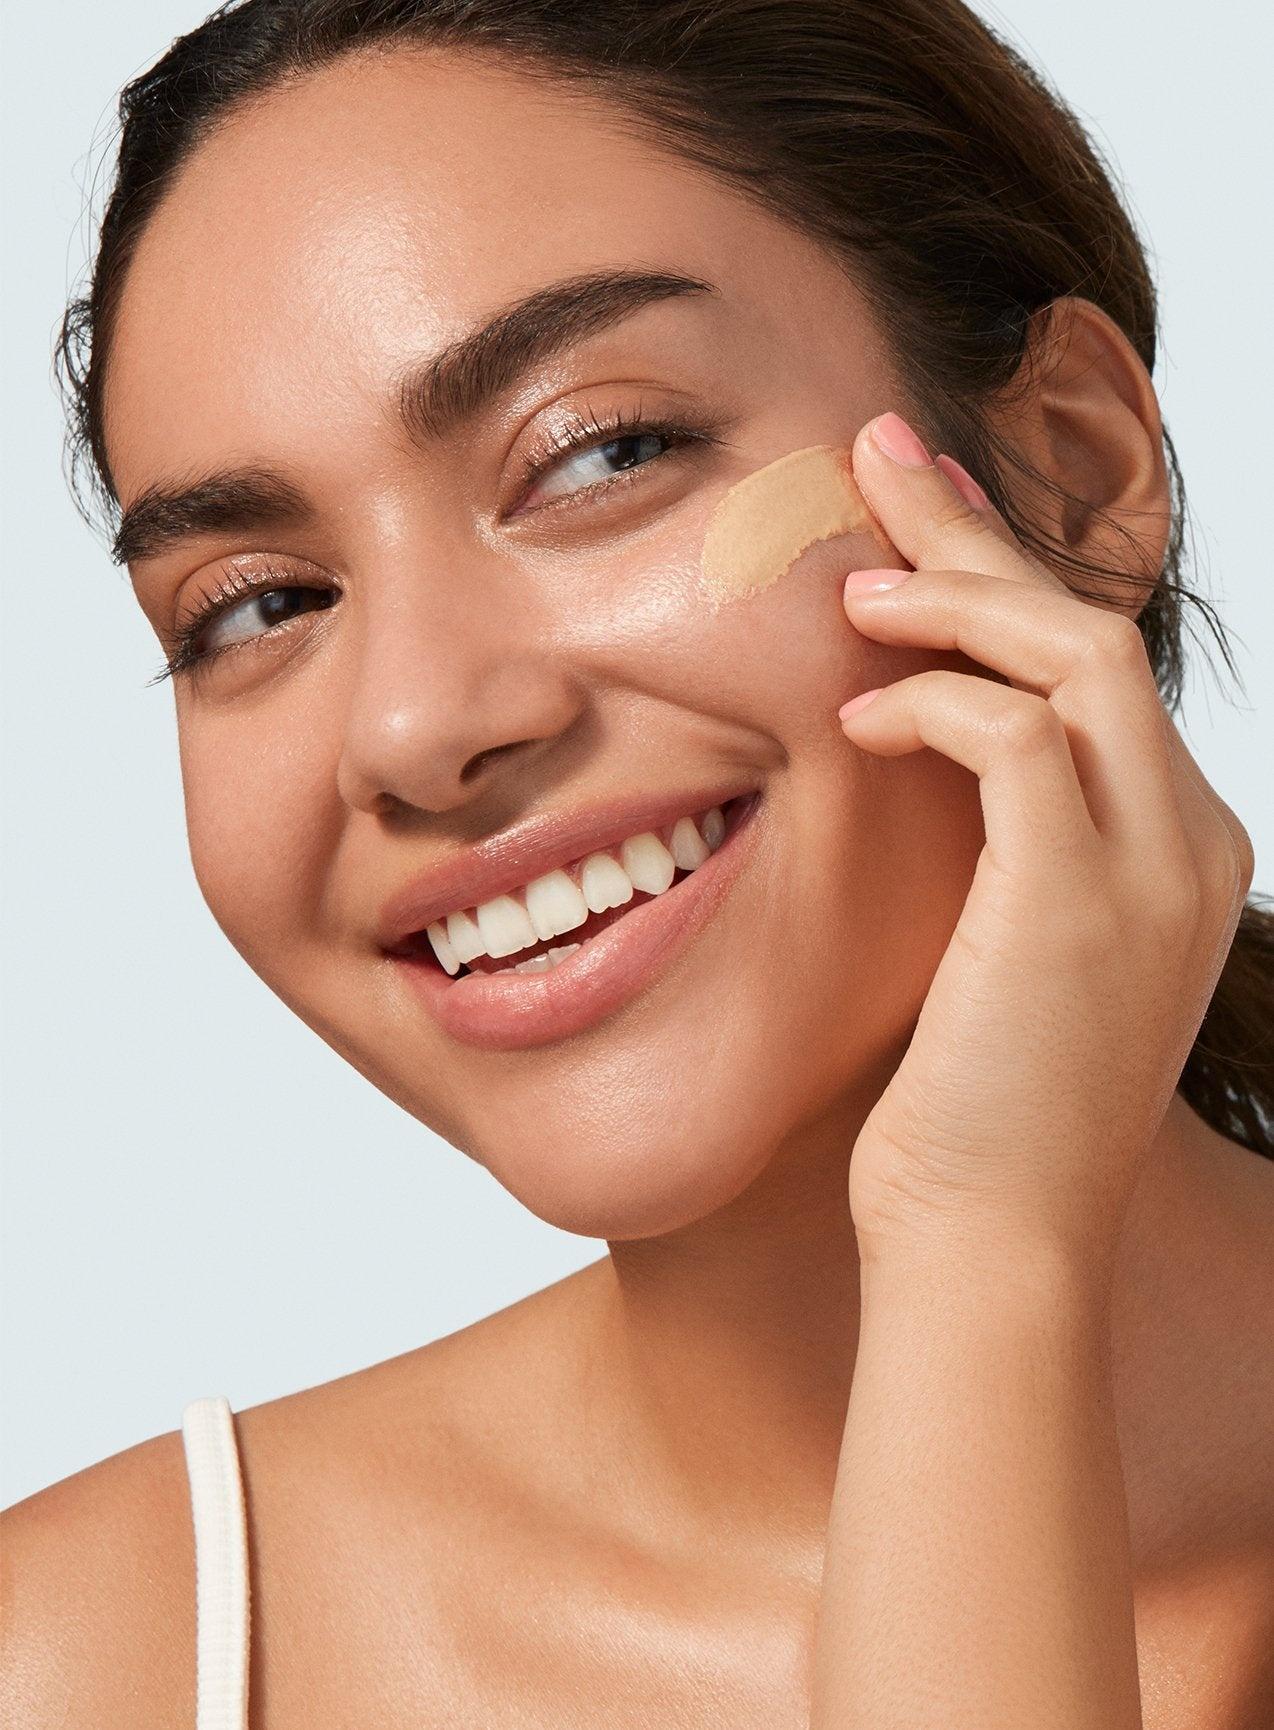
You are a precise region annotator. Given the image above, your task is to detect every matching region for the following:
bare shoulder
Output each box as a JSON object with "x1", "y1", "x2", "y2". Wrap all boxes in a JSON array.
[
  {"x1": 0, "y1": 1321, "x2": 494, "y2": 1730},
  {"x1": 230, "y1": 1257, "x2": 605, "y2": 1531},
  {"x1": 1, "y1": 1260, "x2": 610, "y2": 1728},
  {"x1": 1, "y1": 1424, "x2": 196, "y2": 1729},
  {"x1": 226, "y1": 1264, "x2": 610, "y2": 1723}
]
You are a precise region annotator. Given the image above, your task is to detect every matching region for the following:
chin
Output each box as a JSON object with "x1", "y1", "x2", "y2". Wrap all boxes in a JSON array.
[{"x1": 455, "y1": 1074, "x2": 796, "y2": 1241}]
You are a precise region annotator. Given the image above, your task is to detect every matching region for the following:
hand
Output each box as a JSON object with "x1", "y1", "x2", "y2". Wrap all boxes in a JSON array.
[{"x1": 837, "y1": 412, "x2": 1255, "y2": 1279}]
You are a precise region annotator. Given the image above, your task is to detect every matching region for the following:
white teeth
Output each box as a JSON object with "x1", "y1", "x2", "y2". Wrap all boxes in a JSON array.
[
  {"x1": 433, "y1": 801, "x2": 740, "y2": 975},
  {"x1": 524, "y1": 868, "x2": 589, "y2": 942},
  {"x1": 426, "y1": 920, "x2": 461, "y2": 976},
  {"x1": 511, "y1": 952, "x2": 554, "y2": 974},
  {"x1": 581, "y1": 850, "x2": 635, "y2": 914},
  {"x1": 620, "y1": 831, "x2": 677, "y2": 895},
  {"x1": 510, "y1": 941, "x2": 584, "y2": 976},
  {"x1": 475, "y1": 893, "x2": 538, "y2": 960},
  {"x1": 669, "y1": 814, "x2": 710, "y2": 871},
  {"x1": 445, "y1": 908, "x2": 486, "y2": 965}
]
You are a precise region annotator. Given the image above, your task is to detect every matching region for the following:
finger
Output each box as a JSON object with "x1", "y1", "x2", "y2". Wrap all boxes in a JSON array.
[
  {"x1": 839, "y1": 669, "x2": 1102, "y2": 881},
  {"x1": 842, "y1": 566, "x2": 1188, "y2": 855},
  {"x1": 851, "y1": 412, "x2": 1059, "y2": 587}
]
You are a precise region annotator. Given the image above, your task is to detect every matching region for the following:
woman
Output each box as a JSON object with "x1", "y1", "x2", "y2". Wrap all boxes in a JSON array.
[{"x1": 5, "y1": 1, "x2": 1273, "y2": 1724}]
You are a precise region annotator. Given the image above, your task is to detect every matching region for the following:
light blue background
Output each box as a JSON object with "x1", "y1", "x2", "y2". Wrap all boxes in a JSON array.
[{"x1": 3, "y1": 1, "x2": 1271, "y2": 1505}]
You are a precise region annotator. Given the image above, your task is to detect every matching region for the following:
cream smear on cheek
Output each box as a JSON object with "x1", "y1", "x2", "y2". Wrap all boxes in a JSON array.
[{"x1": 698, "y1": 443, "x2": 900, "y2": 608}]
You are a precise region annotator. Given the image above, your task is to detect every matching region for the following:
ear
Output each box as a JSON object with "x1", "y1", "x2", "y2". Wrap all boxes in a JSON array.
[{"x1": 991, "y1": 296, "x2": 1172, "y2": 621}]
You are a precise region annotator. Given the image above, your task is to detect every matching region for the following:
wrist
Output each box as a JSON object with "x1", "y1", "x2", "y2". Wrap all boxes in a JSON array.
[{"x1": 856, "y1": 1219, "x2": 1116, "y2": 1328}]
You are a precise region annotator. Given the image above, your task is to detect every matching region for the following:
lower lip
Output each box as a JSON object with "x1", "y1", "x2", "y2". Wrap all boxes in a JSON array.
[{"x1": 390, "y1": 791, "x2": 764, "y2": 1051}]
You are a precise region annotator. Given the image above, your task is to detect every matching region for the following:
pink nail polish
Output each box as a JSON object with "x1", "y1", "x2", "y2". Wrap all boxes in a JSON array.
[
  {"x1": 871, "y1": 413, "x2": 932, "y2": 467},
  {"x1": 935, "y1": 453, "x2": 990, "y2": 511},
  {"x1": 843, "y1": 567, "x2": 909, "y2": 595},
  {"x1": 839, "y1": 687, "x2": 883, "y2": 719}
]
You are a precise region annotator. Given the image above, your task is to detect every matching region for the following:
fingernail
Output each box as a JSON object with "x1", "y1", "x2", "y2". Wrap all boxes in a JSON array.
[
  {"x1": 839, "y1": 687, "x2": 883, "y2": 719},
  {"x1": 935, "y1": 452, "x2": 990, "y2": 511},
  {"x1": 871, "y1": 412, "x2": 933, "y2": 467},
  {"x1": 843, "y1": 567, "x2": 910, "y2": 595}
]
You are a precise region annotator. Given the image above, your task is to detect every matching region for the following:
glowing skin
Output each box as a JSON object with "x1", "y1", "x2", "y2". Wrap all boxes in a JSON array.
[
  {"x1": 104, "y1": 49, "x2": 988, "y2": 1244},
  {"x1": 31, "y1": 45, "x2": 1266, "y2": 1730},
  {"x1": 700, "y1": 444, "x2": 899, "y2": 607}
]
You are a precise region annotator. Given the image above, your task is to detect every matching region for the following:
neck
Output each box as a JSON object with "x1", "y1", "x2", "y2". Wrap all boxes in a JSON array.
[{"x1": 578, "y1": 1090, "x2": 1272, "y2": 1581}]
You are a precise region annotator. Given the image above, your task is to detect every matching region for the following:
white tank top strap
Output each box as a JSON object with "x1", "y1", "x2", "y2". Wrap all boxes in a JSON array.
[{"x1": 181, "y1": 1395, "x2": 251, "y2": 1730}]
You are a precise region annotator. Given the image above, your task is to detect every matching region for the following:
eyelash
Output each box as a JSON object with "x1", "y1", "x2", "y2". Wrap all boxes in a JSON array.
[{"x1": 149, "y1": 405, "x2": 728, "y2": 686}]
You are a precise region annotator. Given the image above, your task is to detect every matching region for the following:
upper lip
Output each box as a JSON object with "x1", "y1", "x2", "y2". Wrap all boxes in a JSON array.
[{"x1": 377, "y1": 781, "x2": 759, "y2": 951}]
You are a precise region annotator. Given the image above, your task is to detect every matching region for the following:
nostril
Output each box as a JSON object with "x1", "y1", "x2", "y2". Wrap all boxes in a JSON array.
[{"x1": 460, "y1": 739, "x2": 535, "y2": 785}]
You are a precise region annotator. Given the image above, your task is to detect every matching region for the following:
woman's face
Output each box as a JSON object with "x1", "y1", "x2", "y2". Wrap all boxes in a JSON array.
[{"x1": 106, "y1": 49, "x2": 984, "y2": 1237}]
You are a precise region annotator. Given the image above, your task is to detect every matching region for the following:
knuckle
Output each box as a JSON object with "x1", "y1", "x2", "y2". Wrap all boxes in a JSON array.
[
  {"x1": 989, "y1": 694, "x2": 1060, "y2": 757},
  {"x1": 1235, "y1": 823, "x2": 1258, "y2": 895},
  {"x1": 1216, "y1": 806, "x2": 1257, "y2": 898},
  {"x1": 925, "y1": 487, "x2": 976, "y2": 540},
  {"x1": 920, "y1": 493, "x2": 1006, "y2": 560},
  {"x1": 1214, "y1": 826, "x2": 1256, "y2": 906},
  {"x1": 1085, "y1": 610, "x2": 1149, "y2": 674}
]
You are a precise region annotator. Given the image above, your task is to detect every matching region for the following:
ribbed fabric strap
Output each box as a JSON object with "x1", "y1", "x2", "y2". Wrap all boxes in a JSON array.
[{"x1": 181, "y1": 1396, "x2": 250, "y2": 1730}]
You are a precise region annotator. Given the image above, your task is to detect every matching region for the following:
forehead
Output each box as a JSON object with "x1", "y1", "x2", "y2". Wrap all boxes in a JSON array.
[{"x1": 104, "y1": 49, "x2": 855, "y2": 499}]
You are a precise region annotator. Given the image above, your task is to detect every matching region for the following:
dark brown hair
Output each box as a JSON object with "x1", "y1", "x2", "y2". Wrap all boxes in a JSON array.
[{"x1": 56, "y1": 0, "x2": 1272, "y2": 1155}]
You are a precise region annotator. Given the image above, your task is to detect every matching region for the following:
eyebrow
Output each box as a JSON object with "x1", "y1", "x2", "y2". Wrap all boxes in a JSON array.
[{"x1": 112, "y1": 266, "x2": 717, "y2": 566}]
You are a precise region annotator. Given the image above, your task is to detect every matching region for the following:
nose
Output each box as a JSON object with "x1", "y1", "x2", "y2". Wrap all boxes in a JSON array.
[{"x1": 335, "y1": 550, "x2": 586, "y2": 818}]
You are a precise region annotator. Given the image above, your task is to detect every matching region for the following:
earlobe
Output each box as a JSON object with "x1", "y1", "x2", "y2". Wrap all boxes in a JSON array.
[{"x1": 999, "y1": 297, "x2": 1172, "y2": 620}]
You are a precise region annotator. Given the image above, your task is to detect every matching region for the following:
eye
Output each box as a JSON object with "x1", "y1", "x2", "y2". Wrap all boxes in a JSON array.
[
  {"x1": 514, "y1": 404, "x2": 728, "y2": 515},
  {"x1": 150, "y1": 563, "x2": 337, "y2": 685},
  {"x1": 530, "y1": 428, "x2": 681, "y2": 504},
  {"x1": 199, "y1": 583, "x2": 332, "y2": 656}
]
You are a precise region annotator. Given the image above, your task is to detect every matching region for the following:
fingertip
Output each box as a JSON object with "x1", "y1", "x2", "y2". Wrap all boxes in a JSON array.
[
  {"x1": 871, "y1": 412, "x2": 935, "y2": 469},
  {"x1": 935, "y1": 453, "x2": 991, "y2": 512},
  {"x1": 839, "y1": 687, "x2": 884, "y2": 721}
]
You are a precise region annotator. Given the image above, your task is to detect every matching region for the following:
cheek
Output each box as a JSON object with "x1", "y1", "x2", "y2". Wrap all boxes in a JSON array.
[
  {"x1": 176, "y1": 704, "x2": 336, "y2": 970},
  {"x1": 551, "y1": 481, "x2": 986, "y2": 1022},
  {"x1": 706, "y1": 533, "x2": 904, "y2": 738},
  {"x1": 613, "y1": 522, "x2": 912, "y2": 757},
  {"x1": 692, "y1": 442, "x2": 910, "y2": 740},
  {"x1": 535, "y1": 494, "x2": 900, "y2": 742},
  {"x1": 700, "y1": 442, "x2": 895, "y2": 604}
]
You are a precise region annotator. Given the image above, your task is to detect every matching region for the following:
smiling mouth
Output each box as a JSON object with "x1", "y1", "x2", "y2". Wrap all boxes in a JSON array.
[{"x1": 398, "y1": 792, "x2": 754, "y2": 982}]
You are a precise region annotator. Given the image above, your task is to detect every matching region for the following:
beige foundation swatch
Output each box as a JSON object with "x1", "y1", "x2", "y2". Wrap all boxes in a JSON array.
[{"x1": 699, "y1": 444, "x2": 899, "y2": 609}]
